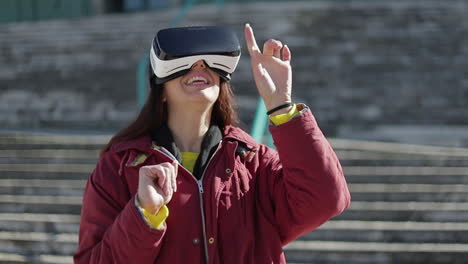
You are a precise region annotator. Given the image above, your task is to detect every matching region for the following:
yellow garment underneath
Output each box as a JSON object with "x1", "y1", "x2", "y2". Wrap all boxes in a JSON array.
[{"x1": 181, "y1": 152, "x2": 199, "y2": 173}]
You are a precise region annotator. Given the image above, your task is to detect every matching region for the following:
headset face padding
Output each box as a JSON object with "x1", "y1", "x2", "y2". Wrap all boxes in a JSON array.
[{"x1": 150, "y1": 26, "x2": 241, "y2": 84}]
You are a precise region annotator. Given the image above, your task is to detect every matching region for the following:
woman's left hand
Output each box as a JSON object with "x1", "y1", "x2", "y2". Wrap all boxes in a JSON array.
[{"x1": 244, "y1": 24, "x2": 292, "y2": 113}]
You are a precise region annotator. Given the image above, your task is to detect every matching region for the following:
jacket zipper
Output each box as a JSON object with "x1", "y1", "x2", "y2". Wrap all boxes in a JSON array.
[
  {"x1": 196, "y1": 140, "x2": 222, "y2": 264},
  {"x1": 151, "y1": 141, "x2": 223, "y2": 264}
]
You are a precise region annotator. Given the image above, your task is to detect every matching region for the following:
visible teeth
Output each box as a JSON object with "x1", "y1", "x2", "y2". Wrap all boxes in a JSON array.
[{"x1": 187, "y1": 76, "x2": 208, "y2": 85}]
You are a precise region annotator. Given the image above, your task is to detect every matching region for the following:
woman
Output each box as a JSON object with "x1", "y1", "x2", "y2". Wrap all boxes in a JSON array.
[{"x1": 74, "y1": 24, "x2": 350, "y2": 263}]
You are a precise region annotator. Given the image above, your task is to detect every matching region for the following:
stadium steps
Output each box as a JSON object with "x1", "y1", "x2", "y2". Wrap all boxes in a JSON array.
[{"x1": 1, "y1": 134, "x2": 468, "y2": 263}]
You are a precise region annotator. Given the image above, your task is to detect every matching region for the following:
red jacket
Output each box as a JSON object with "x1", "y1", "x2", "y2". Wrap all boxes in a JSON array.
[{"x1": 74, "y1": 108, "x2": 350, "y2": 263}]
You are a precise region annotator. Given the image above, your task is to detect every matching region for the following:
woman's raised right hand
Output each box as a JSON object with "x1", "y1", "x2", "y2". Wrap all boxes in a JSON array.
[{"x1": 137, "y1": 161, "x2": 178, "y2": 214}]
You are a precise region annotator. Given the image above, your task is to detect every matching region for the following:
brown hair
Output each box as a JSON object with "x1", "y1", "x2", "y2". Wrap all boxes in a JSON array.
[{"x1": 100, "y1": 65, "x2": 238, "y2": 155}]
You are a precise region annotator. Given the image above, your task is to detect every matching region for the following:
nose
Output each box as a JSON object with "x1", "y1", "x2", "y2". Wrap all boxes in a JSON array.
[{"x1": 191, "y1": 60, "x2": 207, "y2": 70}]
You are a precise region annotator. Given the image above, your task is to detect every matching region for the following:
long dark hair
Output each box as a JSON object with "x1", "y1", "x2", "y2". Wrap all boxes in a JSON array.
[{"x1": 100, "y1": 64, "x2": 239, "y2": 155}]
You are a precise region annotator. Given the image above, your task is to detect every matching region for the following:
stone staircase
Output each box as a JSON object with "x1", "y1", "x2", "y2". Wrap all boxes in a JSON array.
[{"x1": 1, "y1": 134, "x2": 468, "y2": 263}]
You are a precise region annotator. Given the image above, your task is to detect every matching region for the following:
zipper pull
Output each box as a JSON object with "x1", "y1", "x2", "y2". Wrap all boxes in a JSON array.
[{"x1": 197, "y1": 180, "x2": 204, "y2": 193}]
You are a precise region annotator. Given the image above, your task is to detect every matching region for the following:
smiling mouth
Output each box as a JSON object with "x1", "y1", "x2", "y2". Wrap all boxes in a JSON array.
[{"x1": 186, "y1": 76, "x2": 209, "y2": 86}]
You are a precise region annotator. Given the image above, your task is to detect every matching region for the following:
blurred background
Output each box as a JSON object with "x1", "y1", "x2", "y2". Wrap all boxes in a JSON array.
[{"x1": 1, "y1": 0, "x2": 468, "y2": 263}]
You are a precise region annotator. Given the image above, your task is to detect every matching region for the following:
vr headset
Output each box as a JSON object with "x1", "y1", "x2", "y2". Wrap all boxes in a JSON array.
[{"x1": 150, "y1": 26, "x2": 241, "y2": 84}]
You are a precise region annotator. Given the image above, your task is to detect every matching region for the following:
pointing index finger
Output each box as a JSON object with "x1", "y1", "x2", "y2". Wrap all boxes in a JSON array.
[{"x1": 244, "y1": 23, "x2": 260, "y2": 56}]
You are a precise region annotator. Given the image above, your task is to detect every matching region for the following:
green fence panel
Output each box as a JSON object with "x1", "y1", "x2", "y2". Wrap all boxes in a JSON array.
[
  {"x1": 18, "y1": 0, "x2": 36, "y2": 21},
  {"x1": 124, "y1": 0, "x2": 169, "y2": 11},
  {"x1": 0, "y1": 0, "x2": 17, "y2": 23},
  {"x1": 62, "y1": 0, "x2": 90, "y2": 18},
  {"x1": 0, "y1": 0, "x2": 90, "y2": 23},
  {"x1": 36, "y1": 0, "x2": 58, "y2": 20},
  {"x1": 36, "y1": 0, "x2": 87, "y2": 20}
]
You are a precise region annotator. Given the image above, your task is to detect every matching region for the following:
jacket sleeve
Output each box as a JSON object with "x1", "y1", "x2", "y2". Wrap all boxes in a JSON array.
[
  {"x1": 74, "y1": 151, "x2": 166, "y2": 264},
  {"x1": 256, "y1": 104, "x2": 351, "y2": 245}
]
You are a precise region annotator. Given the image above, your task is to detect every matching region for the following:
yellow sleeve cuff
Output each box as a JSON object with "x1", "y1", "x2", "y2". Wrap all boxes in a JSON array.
[
  {"x1": 269, "y1": 104, "x2": 299, "y2": 125},
  {"x1": 135, "y1": 197, "x2": 169, "y2": 230}
]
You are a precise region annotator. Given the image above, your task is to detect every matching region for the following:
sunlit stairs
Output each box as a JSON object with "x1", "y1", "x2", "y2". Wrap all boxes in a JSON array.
[
  {"x1": 286, "y1": 140, "x2": 468, "y2": 264},
  {"x1": 1, "y1": 133, "x2": 468, "y2": 264},
  {"x1": 0, "y1": 134, "x2": 104, "y2": 264}
]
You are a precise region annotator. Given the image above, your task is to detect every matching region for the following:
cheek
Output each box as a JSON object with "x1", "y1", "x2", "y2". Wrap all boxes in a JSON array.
[
  {"x1": 213, "y1": 74, "x2": 221, "y2": 86},
  {"x1": 163, "y1": 79, "x2": 183, "y2": 100}
]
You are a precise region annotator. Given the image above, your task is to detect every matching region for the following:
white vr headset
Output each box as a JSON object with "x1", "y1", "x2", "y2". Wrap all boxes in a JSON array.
[{"x1": 149, "y1": 26, "x2": 241, "y2": 84}]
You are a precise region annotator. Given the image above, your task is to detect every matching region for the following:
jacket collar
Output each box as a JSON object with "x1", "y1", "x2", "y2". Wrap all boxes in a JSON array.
[
  {"x1": 150, "y1": 123, "x2": 223, "y2": 179},
  {"x1": 109, "y1": 125, "x2": 258, "y2": 154},
  {"x1": 223, "y1": 126, "x2": 258, "y2": 149}
]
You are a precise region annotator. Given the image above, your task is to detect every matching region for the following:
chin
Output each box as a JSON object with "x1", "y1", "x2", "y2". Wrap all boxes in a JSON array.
[
  {"x1": 187, "y1": 94, "x2": 219, "y2": 105},
  {"x1": 186, "y1": 86, "x2": 219, "y2": 102}
]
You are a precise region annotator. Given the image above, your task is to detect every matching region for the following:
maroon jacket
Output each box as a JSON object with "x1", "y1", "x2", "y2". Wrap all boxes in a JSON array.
[{"x1": 74, "y1": 107, "x2": 350, "y2": 263}]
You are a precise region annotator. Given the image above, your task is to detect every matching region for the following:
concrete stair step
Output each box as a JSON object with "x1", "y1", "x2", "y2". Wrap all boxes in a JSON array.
[
  {"x1": 0, "y1": 149, "x2": 99, "y2": 159},
  {"x1": 0, "y1": 252, "x2": 28, "y2": 264},
  {"x1": 335, "y1": 150, "x2": 468, "y2": 160},
  {"x1": 284, "y1": 241, "x2": 468, "y2": 264},
  {"x1": 0, "y1": 159, "x2": 96, "y2": 165},
  {"x1": 0, "y1": 180, "x2": 85, "y2": 188},
  {"x1": 285, "y1": 250, "x2": 467, "y2": 264},
  {"x1": 0, "y1": 172, "x2": 88, "y2": 180},
  {"x1": 336, "y1": 149, "x2": 468, "y2": 167},
  {"x1": 0, "y1": 187, "x2": 83, "y2": 197},
  {"x1": 307, "y1": 229, "x2": 468, "y2": 244},
  {"x1": 0, "y1": 179, "x2": 85, "y2": 196},
  {"x1": 350, "y1": 201, "x2": 468, "y2": 211},
  {"x1": 347, "y1": 175, "x2": 468, "y2": 184},
  {"x1": 349, "y1": 183, "x2": 468, "y2": 202},
  {"x1": 0, "y1": 213, "x2": 79, "y2": 234},
  {"x1": 330, "y1": 139, "x2": 468, "y2": 158},
  {"x1": 340, "y1": 159, "x2": 468, "y2": 167},
  {"x1": 0, "y1": 253, "x2": 72, "y2": 264},
  {"x1": 0, "y1": 205, "x2": 80, "y2": 214},
  {"x1": 305, "y1": 220, "x2": 468, "y2": 243},
  {"x1": 346, "y1": 172, "x2": 468, "y2": 184},
  {"x1": 345, "y1": 166, "x2": 468, "y2": 176},
  {"x1": 337, "y1": 210, "x2": 468, "y2": 222},
  {"x1": 0, "y1": 144, "x2": 101, "y2": 151},
  {"x1": 350, "y1": 192, "x2": 468, "y2": 202},
  {"x1": 0, "y1": 231, "x2": 77, "y2": 256},
  {"x1": 337, "y1": 201, "x2": 468, "y2": 222},
  {"x1": 0, "y1": 164, "x2": 94, "y2": 174},
  {"x1": 0, "y1": 195, "x2": 81, "y2": 214},
  {"x1": 0, "y1": 134, "x2": 108, "y2": 145},
  {"x1": 0, "y1": 221, "x2": 78, "y2": 234}
]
